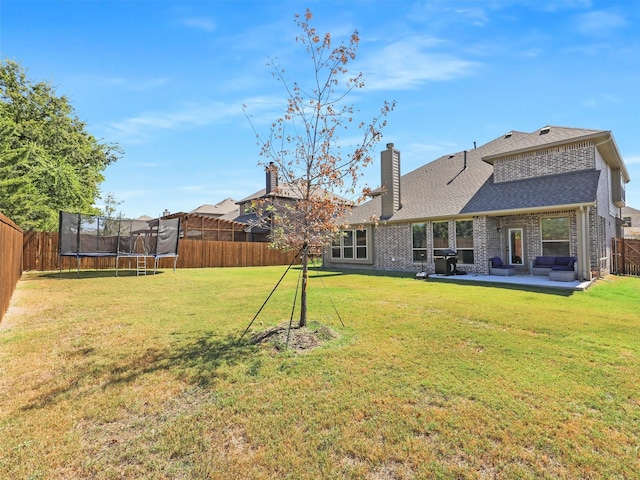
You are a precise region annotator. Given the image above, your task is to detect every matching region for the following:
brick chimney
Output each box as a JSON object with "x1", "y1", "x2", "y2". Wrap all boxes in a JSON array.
[
  {"x1": 265, "y1": 162, "x2": 278, "y2": 194},
  {"x1": 381, "y1": 143, "x2": 401, "y2": 219}
]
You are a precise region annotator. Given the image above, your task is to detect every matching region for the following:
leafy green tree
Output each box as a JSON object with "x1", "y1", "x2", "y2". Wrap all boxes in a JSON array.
[
  {"x1": 248, "y1": 10, "x2": 394, "y2": 327},
  {"x1": 0, "y1": 59, "x2": 122, "y2": 231}
]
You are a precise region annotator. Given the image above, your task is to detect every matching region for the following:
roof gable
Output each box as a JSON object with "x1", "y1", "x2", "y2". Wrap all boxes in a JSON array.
[
  {"x1": 347, "y1": 126, "x2": 612, "y2": 225},
  {"x1": 482, "y1": 125, "x2": 606, "y2": 163}
]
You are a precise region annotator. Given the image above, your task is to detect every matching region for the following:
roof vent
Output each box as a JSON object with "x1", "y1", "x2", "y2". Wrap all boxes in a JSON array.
[
  {"x1": 540, "y1": 126, "x2": 551, "y2": 135},
  {"x1": 504, "y1": 131, "x2": 512, "y2": 139},
  {"x1": 448, "y1": 154, "x2": 455, "y2": 158}
]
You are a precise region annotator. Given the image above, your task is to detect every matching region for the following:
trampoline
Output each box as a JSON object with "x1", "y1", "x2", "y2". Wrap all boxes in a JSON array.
[{"x1": 58, "y1": 211, "x2": 181, "y2": 275}]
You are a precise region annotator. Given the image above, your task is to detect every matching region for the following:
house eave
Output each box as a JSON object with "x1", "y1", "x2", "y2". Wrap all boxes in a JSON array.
[
  {"x1": 464, "y1": 202, "x2": 598, "y2": 218},
  {"x1": 354, "y1": 202, "x2": 598, "y2": 226}
]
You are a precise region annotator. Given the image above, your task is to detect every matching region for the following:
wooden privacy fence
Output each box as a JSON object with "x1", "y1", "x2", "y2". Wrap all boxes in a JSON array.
[
  {"x1": 611, "y1": 237, "x2": 640, "y2": 276},
  {"x1": 1, "y1": 212, "x2": 23, "y2": 322},
  {"x1": 23, "y1": 232, "x2": 298, "y2": 271}
]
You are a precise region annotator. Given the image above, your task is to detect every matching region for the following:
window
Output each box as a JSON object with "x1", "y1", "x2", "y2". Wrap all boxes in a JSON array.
[
  {"x1": 331, "y1": 229, "x2": 368, "y2": 260},
  {"x1": 455, "y1": 220, "x2": 474, "y2": 264},
  {"x1": 432, "y1": 221, "x2": 449, "y2": 256},
  {"x1": 623, "y1": 216, "x2": 632, "y2": 227},
  {"x1": 541, "y1": 217, "x2": 570, "y2": 256},
  {"x1": 412, "y1": 223, "x2": 427, "y2": 262}
]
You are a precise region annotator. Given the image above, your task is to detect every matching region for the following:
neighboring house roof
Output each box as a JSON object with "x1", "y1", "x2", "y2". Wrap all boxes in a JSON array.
[
  {"x1": 238, "y1": 181, "x2": 351, "y2": 205},
  {"x1": 189, "y1": 198, "x2": 238, "y2": 217},
  {"x1": 347, "y1": 126, "x2": 618, "y2": 225},
  {"x1": 621, "y1": 206, "x2": 640, "y2": 215}
]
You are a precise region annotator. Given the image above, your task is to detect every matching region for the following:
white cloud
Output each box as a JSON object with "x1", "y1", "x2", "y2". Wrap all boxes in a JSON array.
[
  {"x1": 575, "y1": 11, "x2": 626, "y2": 36},
  {"x1": 624, "y1": 155, "x2": 640, "y2": 165},
  {"x1": 181, "y1": 17, "x2": 216, "y2": 32},
  {"x1": 361, "y1": 37, "x2": 479, "y2": 91},
  {"x1": 103, "y1": 100, "x2": 246, "y2": 143},
  {"x1": 75, "y1": 74, "x2": 169, "y2": 91},
  {"x1": 454, "y1": 7, "x2": 489, "y2": 26}
]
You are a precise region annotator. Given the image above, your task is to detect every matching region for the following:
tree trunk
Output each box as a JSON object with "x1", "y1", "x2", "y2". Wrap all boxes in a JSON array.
[{"x1": 299, "y1": 244, "x2": 308, "y2": 328}]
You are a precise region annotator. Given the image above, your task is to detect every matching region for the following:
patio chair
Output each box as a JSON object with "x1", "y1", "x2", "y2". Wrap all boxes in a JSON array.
[{"x1": 489, "y1": 257, "x2": 516, "y2": 276}]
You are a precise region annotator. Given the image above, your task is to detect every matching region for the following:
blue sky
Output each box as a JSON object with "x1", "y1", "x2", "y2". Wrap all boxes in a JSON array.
[{"x1": 1, "y1": 0, "x2": 639, "y2": 218}]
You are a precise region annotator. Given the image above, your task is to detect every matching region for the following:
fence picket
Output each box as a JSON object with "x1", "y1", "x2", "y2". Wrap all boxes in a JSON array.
[
  {"x1": 21, "y1": 232, "x2": 298, "y2": 271},
  {"x1": 611, "y1": 237, "x2": 640, "y2": 276},
  {"x1": 1, "y1": 213, "x2": 23, "y2": 322}
]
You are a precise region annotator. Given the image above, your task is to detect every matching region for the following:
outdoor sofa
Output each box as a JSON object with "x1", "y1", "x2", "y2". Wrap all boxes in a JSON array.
[
  {"x1": 488, "y1": 257, "x2": 516, "y2": 276},
  {"x1": 531, "y1": 256, "x2": 577, "y2": 281}
]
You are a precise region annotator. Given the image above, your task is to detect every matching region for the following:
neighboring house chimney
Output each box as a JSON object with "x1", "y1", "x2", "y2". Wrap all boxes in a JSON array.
[
  {"x1": 381, "y1": 143, "x2": 401, "y2": 219},
  {"x1": 265, "y1": 162, "x2": 278, "y2": 194}
]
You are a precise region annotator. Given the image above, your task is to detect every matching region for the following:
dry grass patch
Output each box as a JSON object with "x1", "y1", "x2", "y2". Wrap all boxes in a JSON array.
[{"x1": 1, "y1": 269, "x2": 639, "y2": 478}]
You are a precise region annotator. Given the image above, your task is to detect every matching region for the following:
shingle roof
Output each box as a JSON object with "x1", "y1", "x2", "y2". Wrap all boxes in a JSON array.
[
  {"x1": 461, "y1": 170, "x2": 601, "y2": 214},
  {"x1": 482, "y1": 126, "x2": 607, "y2": 162},
  {"x1": 239, "y1": 180, "x2": 352, "y2": 205},
  {"x1": 346, "y1": 126, "x2": 608, "y2": 225},
  {"x1": 189, "y1": 198, "x2": 238, "y2": 216}
]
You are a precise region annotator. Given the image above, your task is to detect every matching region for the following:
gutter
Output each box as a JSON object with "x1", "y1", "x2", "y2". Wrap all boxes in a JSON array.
[{"x1": 362, "y1": 202, "x2": 597, "y2": 226}]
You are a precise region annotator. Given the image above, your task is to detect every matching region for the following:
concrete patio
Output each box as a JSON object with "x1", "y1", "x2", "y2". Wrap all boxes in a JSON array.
[{"x1": 427, "y1": 273, "x2": 594, "y2": 291}]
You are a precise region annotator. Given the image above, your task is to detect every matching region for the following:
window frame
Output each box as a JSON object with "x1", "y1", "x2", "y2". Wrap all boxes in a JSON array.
[
  {"x1": 455, "y1": 219, "x2": 474, "y2": 265},
  {"x1": 432, "y1": 221, "x2": 449, "y2": 257},
  {"x1": 330, "y1": 227, "x2": 371, "y2": 263},
  {"x1": 540, "y1": 216, "x2": 571, "y2": 256},
  {"x1": 411, "y1": 223, "x2": 427, "y2": 263}
]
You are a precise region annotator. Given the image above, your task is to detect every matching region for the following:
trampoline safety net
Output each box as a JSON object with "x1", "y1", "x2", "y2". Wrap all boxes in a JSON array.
[{"x1": 58, "y1": 211, "x2": 180, "y2": 274}]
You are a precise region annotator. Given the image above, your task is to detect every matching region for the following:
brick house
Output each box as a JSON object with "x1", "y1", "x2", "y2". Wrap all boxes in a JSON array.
[
  {"x1": 621, "y1": 206, "x2": 640, "y2": 238},
  {"x1": 223, "y1": 162, "x2": 352, "y2": 246},
  {"x1": 324, "y1": 126, "x2": 630, "y2": 280}
]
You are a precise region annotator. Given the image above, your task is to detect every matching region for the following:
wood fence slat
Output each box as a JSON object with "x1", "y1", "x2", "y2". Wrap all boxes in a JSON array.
[
  {"x1": 611, "y1": 237, "x2": 640, "y2": 276},
  {"x1": 1, "y1": 212, "x2": 23, "y2": 322},
  {"x1": 21, "y1": 233, "x2": 298, "y2": 272}
]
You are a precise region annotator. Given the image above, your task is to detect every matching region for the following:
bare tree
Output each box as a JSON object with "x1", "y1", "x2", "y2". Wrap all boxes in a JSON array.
[{"x1": 248, "y1": 9, "x2": 394, "y2": 327}]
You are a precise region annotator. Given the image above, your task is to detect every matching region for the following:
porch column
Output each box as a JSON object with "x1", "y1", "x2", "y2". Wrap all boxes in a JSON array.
[{"x1": 576, "y1": 206, "x2": 592, "y2": 281}]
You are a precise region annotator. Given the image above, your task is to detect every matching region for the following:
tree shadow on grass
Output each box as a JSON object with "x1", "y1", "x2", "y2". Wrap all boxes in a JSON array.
[{"x1": 20, "y1": 331, "x2": 257, "y2": 411}]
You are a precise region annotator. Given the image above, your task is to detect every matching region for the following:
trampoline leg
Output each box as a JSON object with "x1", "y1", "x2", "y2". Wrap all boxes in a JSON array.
[
  {"x1": 173, "y1": 256, "x2": 177, "y2": 273},
  {"x1": 116, "y1": 256, "x2": 119, "y2": 277},
  {"x1": 77, "y1": 256, "x2": 80, "y2": 277}
]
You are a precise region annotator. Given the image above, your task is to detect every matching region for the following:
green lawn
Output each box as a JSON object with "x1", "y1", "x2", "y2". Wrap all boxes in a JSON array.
[{"x1": 1, "y1": 267, "x2": 639, "y2": 479}]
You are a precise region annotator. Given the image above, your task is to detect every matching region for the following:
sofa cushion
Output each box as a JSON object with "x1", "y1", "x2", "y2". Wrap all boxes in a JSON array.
[
  {"x1": 551, "y1": 265, "x2": 573, "y2": 271},
  {"x1": 554, "y1": 256, "x2": 572, "y2": 266},
  {"x1": 552, "y1": 257, "x2": 576, "y2": 271},
  {"x1": 534, "y1": 256, "x2": 554, "y2": 267},
  {"x1": 490, "y1": 257, "x2": 503, "y2": 266}
]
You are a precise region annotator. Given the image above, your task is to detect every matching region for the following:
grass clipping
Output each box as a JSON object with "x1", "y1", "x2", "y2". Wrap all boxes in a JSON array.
[{"x1": 250, "y1": 321, "x2": 338, "y2": 353}]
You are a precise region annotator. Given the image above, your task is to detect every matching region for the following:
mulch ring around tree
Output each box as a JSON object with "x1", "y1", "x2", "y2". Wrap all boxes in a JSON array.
[{"x1": 249, "y1": 321, "x2": 338, "y2": 353}]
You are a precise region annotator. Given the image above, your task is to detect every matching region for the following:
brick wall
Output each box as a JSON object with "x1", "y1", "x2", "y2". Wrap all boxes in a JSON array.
[{"x1": 494, "y1": 141, "x2": 596, "y2": 183}]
